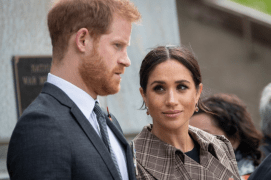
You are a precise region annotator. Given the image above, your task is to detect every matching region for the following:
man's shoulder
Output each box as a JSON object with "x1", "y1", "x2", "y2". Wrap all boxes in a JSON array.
[
  {"x1": 16, "y1": 88, "x2": 73, "y2": 133},
  {"x1": 21, "y1": 91, "x2": 62, "y2": 117},
  {"x1": 21, "y1": 82, "x2": 73, "y2": 117}
]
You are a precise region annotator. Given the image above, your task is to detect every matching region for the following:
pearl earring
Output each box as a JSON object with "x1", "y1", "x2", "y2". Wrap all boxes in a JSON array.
[
  {"x1": 146, "y1": 107, "x2": 150, "y2": 115},
  {"x1": 195, "y1": 103, "x2": 199, "y2": 112}
]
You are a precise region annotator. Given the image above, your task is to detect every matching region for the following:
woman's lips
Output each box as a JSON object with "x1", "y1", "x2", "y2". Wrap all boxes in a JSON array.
[{"x1": 162, "y1": 110, "x2": 182, "y2": 118}]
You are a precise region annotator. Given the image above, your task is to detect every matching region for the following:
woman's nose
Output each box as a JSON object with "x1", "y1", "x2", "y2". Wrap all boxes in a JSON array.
[{"x1": 165, "y1": 90, "x2": 178, "y2": 107}]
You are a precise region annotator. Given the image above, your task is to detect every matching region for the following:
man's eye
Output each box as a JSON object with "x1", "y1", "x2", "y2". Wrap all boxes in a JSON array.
[{"x1": 115, "y1": 43, "x2": 122, "y2": 49}]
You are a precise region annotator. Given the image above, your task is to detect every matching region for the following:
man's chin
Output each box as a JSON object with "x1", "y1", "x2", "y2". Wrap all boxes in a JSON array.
[{"x1": 98, "y1": 85, "x2": 121, "y2": 96}]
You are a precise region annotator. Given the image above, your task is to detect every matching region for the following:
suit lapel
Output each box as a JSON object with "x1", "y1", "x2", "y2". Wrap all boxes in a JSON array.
[
  {"x1": 106, "y1": 117, "x2": 136, "y2": 180},
  {"x1": 73, "y1": 104, "x2": 123, "y2": 180},
  {"x1": 106, "y1": 117, "x2": 127, "y2": 146},
  {"x1": 42, "y1": 83, "x2": 121, "y2": 180}
]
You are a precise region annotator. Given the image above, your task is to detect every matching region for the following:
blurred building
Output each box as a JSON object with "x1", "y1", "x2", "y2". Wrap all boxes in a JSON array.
[{"x1": 176, "y1": 0, "x2": 271, "y2": 130}]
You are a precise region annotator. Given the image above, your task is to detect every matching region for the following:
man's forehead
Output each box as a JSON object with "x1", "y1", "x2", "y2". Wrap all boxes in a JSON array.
[
  {"x1": 50, "y1": 0, "x2": 61, "y2": 6},
  {"x1": 50, "y1": 0, "x2": 73, "y2": 8},
  {"x1": 106, "y1": 17, "x2": 132, "y2": 45}
]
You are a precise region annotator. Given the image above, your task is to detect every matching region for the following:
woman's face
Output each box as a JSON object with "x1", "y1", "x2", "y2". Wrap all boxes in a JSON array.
[{"x1": 140, "y1": 59, "x2": 202, "y2": 131}]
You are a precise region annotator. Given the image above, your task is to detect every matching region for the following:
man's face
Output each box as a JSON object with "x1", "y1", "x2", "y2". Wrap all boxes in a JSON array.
[{"x1": 79, "y1": 15, "x2": 132, "y2": 97}]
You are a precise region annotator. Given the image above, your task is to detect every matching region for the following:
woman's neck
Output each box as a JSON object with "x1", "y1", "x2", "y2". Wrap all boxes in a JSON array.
[{"x1": 151, "y1": 123, "x2": 194, "y2": 153}]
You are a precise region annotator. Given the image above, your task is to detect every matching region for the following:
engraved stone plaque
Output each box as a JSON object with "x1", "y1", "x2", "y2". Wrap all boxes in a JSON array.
[{"x1": 12, "y1": 56, "x2": 52, "y2": 118}]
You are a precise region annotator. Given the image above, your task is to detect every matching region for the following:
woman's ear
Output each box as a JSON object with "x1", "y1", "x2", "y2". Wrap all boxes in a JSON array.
[
  {"x1": 139, "y1": 87, "x2": 147, "y2": 106},
  {"x1": 196, "y1": 83, "x2": 203, "y2": 103},
  {"x1": 75, "y1": 28, "x2": 92, "y2": 53}
]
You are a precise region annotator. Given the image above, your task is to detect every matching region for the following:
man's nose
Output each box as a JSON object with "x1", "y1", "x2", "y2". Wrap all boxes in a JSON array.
[{"x1": 119, "y1": 51, "x2": 131, "y2": 67}]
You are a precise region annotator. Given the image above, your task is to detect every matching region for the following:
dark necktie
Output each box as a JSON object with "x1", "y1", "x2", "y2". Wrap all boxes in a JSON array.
[{"x1": 93, "y1": 102, "x2": 122, "y2": 180}]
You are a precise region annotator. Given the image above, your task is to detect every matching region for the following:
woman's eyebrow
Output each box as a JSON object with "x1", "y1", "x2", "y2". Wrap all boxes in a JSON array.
[
  {"x1": 150, "y1": 81, "x2": 165, "y2": 85},
  {"x1": 150, "y1": 80, "x2": 191, "y2": 85},
  {"x1": 175, "y1": 80, "x2": 190, "y2": 84}
]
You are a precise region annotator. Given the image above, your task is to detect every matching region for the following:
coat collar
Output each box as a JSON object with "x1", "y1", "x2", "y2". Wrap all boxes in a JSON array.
[
  {"x1": 133, "y1": 125, "x2": 176, "y2": 180},
  {"x1": 133, "y1": 124, "x2": 239, "y2": 180}
]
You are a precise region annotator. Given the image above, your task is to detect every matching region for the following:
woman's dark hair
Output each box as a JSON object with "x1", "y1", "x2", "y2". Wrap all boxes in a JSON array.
[
  {"x1": 139, "y1": 45, "x2": 205, "y2": 110},
  {"x1": 195, "y1": 93, "x2": 263, "y2": 166}
]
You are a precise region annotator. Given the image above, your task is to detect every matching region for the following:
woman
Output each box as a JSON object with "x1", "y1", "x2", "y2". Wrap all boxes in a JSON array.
[
  {"x1": 190, "y1": 94, "x2": 263, "y2": 179},
  {"x1": 132, "y1": 46, "x2": 240, "y2": 180}
]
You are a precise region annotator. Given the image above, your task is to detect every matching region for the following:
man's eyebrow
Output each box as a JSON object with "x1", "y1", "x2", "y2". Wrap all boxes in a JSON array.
[{"x1": 112, "y1": 38, "x2": 130, "y2": 46}]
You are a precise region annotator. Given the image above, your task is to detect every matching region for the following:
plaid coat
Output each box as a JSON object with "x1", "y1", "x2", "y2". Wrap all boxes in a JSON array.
[{"x1": 133, "y1": 125, "x2": 241, "y2": 180}]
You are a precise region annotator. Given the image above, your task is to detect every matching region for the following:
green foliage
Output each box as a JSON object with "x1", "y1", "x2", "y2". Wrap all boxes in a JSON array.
[{"x1": 230, "y1": 0, "x2": 271, "y2": 15}]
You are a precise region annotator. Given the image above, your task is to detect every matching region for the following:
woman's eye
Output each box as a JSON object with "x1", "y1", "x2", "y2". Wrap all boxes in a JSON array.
[
  {"x1": 153, "y1": 85, "x2": 164, "y2": 92},
  {"x1": 177, "y1": 84, "x2": 187, "y2": 90}
]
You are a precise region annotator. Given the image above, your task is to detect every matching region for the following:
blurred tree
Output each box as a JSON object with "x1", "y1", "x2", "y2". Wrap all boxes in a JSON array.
[{"x1": 230, "y1": 0, "x2": 271, "y2": 15}]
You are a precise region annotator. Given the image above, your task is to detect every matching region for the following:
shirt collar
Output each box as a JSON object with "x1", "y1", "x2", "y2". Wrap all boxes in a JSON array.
[{"x1": 47, "y1": 73, "x2": 97, "y2": 119}]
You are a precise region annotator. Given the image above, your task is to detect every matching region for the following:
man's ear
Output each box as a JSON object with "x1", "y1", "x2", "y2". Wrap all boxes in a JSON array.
[{"x1": 75, "y1": 28, "x2": 91, "y2": 53}]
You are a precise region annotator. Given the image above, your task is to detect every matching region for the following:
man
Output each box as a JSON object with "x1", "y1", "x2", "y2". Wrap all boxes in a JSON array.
[
  {"x1": 7, "y1": 0, "x2": 141, "y2": 179},
  {"x1": 259, "y1": 82, "x2": 271, "y2": 157}
]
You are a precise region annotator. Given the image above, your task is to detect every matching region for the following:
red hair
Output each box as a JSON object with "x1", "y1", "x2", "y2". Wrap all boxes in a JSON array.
[{"x1": 47, "y1": 0, "x2": 141, "y2": 60}]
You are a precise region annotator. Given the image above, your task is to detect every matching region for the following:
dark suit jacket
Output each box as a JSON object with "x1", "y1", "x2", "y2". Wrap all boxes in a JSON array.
[
  {"x1": 7, "y1": 82, "x2": 136, "y2": 180},
  {"x1": 248, "y1": 153, "x2": 271, "y2": 180}
]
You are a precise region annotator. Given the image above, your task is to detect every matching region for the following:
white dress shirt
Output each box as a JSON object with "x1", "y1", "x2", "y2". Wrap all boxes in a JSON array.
[{"x1": 47, "y1": 73, "x2": 129, "y2": 180}]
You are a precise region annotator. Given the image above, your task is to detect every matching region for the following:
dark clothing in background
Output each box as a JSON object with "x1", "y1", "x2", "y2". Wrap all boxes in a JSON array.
[
  {"x1": 260, "y1": 136, "x2": 271, "y2": 157},
  {"x1": 7, "y1": 82, "x2": 136, "y2": 180},
  {"x1": 248, "y1": 153, "x2": 271, "y2": 180}
]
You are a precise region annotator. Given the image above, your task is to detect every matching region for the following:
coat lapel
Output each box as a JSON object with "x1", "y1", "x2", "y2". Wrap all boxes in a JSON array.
[
  {"x1": 134, "y1": 125, "x2": 176, "y2": 180},
  {"x1": 189, "y1": 126, "x2": 240, "y2": 180}
]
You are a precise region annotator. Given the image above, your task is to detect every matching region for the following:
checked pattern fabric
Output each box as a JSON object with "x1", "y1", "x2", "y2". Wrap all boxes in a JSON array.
[
  {"x1": 94, "y1": 102, "x2": 122, "y2": 180},
  {"x1": 133, "y1": 125, "x2": 241, "y2": 180}
]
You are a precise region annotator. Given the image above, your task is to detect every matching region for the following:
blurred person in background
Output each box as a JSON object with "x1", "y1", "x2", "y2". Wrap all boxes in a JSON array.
[
  {"x1": 247, "y1": 153, "x2": 271, "y2": 180},
  {"x1": 259, "y1": 82, "x2": 271, "y2": 157},
  {"x1": 132, "y1": 46, "x2": 240, "y2": 180},
  {"x1": 190, "y1": 93, "x2": 263, "y2": 179}
]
